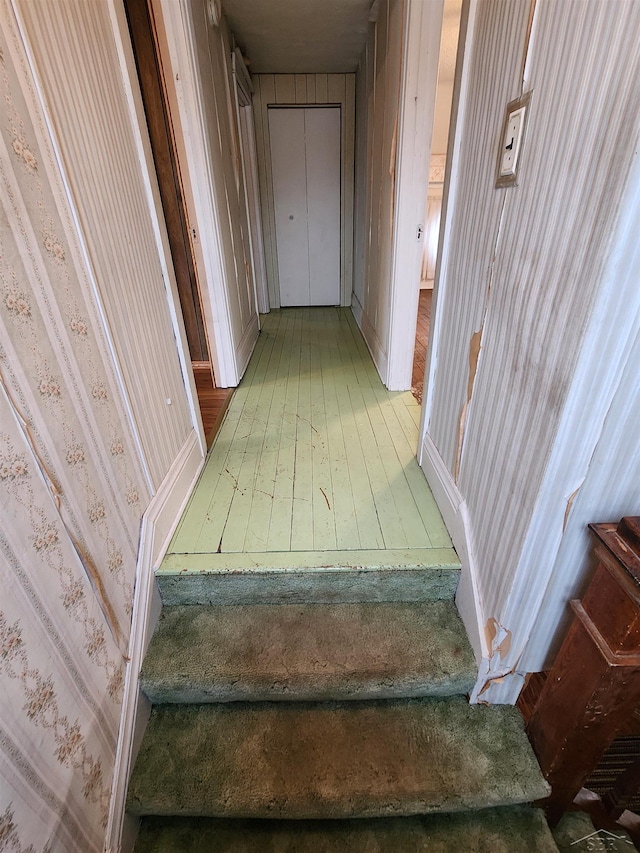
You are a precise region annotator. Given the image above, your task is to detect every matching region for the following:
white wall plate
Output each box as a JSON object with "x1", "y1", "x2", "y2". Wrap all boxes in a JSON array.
[{"x1": 496, "y1": 90, "x2": 532, "y2": 188}]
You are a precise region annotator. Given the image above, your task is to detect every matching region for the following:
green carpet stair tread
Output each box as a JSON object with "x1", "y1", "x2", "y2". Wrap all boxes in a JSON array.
[
  {"x1": 553, "y1": 812, "x2": 637, "y2": 851},
  {"x1": 127, "y1": 697, "x2": 550, "y2": 819},
  {"x1": 156, "y1": 561, "x2": 460, "y2": 606},
  {"x1": 140, "y1": 601, "x2": 477, "y2": 704},
  {"x1": 134, "y1": 807, "x2": 559, "y2": 852}
]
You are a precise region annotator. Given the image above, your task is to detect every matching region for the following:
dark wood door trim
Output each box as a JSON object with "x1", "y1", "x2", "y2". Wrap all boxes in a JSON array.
[{"x1": 123, "y1": 0, "x2": 209, "y2": 364}]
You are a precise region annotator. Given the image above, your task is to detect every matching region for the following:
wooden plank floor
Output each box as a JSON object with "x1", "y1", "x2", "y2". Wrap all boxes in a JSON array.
[
  {"x1": 193, "y1": 363, "x2": 234, "y2": 449},
  {"x1": 165, "y1": 308, "x2": 455, "y2": 571},
  {"x1": 411, "y1": 289, "x2": 432, "y2": 404}
]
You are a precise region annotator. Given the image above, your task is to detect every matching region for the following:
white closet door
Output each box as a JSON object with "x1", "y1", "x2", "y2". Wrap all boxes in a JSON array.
[
  {"x1": 305, "y1": 107, "x2": 341, "y2": 305},
  {"x1": 268, "y1": 109, "x2": 310, "y2": 305},
  {"x1": 269, "y1": 107, "x2": 341, "y2": 306}
]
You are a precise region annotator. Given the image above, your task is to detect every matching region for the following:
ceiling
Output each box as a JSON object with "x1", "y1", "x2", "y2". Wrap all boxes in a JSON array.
[
  {"x1": 221, "y1": 0, "x2": 373, "y2": 74},
  {"x1": 439, "y1": 0, "x2": 463, "y2": 86}
]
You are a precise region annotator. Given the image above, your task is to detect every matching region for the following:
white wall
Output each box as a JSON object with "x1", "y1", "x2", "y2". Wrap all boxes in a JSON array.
[
  {"x1": 0, "y1": 1, "x2": 202, "y2": 848},
  {"x1": 430, "y1": 0, "x2": 462, "y2": 156},
  {"x1": 521, "y1": 145, "x2": 640, "y2": 673},
  {"x1": 421, "y1": 0, "x2": 640, "y2": 702},
  {"x1": 352, "y1": 0, "x2": 404, "y2": 379}
]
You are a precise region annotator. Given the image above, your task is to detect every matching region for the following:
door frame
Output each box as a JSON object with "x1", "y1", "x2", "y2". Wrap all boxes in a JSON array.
[
  {"x1": 385, "y1": 0, "x2": 444, "y2": 391},
  {"x1": 123, "y1": 0, "x2": 211, "y2": 368},
  {"x1": 252, "y1": 74, "x2": 356, "y2": 309},
  {"x1": 149, "y1": 0, "x2": 242, "y2": 387},
  {"x1": 233, "y1": 49, "x2": 270, "y2": 315},
  {"x1": 106, "y1": 0, "x2": 205, "y2": 453},
  {"x1": 415, "y1": 0, "x2": 487, "y2": 675}
]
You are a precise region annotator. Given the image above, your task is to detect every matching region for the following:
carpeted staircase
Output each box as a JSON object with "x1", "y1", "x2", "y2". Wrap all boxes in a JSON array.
[
  {"x1": 127, "y1": 566, "x2": 558, "y2": 850},
  {"x1": 553, "y1": 811, "x2": 638, "y2": 851}
]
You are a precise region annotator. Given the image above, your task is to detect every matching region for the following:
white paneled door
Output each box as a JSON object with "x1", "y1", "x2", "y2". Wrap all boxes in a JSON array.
[{"x1": 269, "y1": 107, "x2": 341, "y2": 306}]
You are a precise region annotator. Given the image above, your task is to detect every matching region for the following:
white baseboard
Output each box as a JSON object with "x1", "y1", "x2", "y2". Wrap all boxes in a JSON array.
[
  {"x1": 350, "y1": 294, "x2": 388, "y2": 383},
  {"x1": 350, "y1": 291, "x2": 363, "y2": 326},
  {"x1": 235, "y1": 317, "x2": 260, "y2": 383},
  {"x1": 104, "y1": 429, "x2": 205, "y2": 852},
  {"x1": 419, "y1": 432, "x2": 488, "y2": 690}
]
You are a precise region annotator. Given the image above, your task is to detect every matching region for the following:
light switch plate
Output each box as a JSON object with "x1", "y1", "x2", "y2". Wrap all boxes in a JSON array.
[
  {"x1": 207, "y1": 0, "x2": 222, "y2": 27},
  {"x1": 496, "y1": 90, "x2": 532, "y2": 188}
]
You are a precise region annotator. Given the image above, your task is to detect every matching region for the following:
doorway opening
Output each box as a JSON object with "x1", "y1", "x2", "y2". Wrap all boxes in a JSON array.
[
  {"x1": 410, "y1": 0, "x2": 462, "y2": 403},
  {"x1": 124, "y1": 0, "x2": 233, "y2": 445}
]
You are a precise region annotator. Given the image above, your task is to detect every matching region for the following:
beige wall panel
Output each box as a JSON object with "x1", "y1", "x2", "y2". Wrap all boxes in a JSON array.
[
  {"x1": 305, "y1": 74, "x2": 317, "y2": 103},
  {"x1": 352, "y1": 29, "x2": 374, "y2": 310},
  {"x1": 327, "y1": 72, "x2": 346, "y2": 104},
  {"x1": 15, "y1": 0, "x2": 193, "y2": 487},
  {"x1": 315, "y1": 73, "x2": 329, "y2": 102},
  {"x1": 275, "y1": 73, "x2": 296, "y2": 102},
  {"x1": 252, "y1": 75, "x2": 280, "y2": 304},
  {"x1": 295, "y1": 73, "x2": 308, "y2": 102},
  {"x1": 343, "y1": 74, "x2": 356, "y2": 296},
  {"x1": 351, "y1": 0, "x2": 403, "y2": 374}
]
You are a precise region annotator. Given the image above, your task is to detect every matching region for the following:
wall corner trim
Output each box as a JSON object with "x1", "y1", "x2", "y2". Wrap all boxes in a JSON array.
[
  {"x1": 350, "y1": 290, "x2": 364, "y2": 327},
  {"x1": 386, "y1": 0, "x2": 443, "y2": 391},
  {"x1": 420, "y1": 431, "x2": 487, "y2": 681},
  {"x1": 359, "y1": 300, "x2": 389, "y2": 381},
  {"x1": 154, "y1": 0, "x2": 240, "y2": 387},
  {"x1": 104, "y1": 429, "x2": 205, "y2": 851}
]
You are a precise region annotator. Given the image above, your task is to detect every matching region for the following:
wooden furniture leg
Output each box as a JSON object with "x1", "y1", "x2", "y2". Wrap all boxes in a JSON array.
[{"x1": 526, "y1": 517, "x2": 640, "y2": 826}]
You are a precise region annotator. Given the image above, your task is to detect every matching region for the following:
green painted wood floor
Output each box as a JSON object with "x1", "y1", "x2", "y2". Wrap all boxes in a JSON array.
[{"x1": 163, "y1": 308, "x2": 456, "y2": 574}]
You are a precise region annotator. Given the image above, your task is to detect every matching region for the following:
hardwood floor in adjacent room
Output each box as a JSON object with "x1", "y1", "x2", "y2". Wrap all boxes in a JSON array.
[
  {"x1": 412, "y1": 289, "x2": 432, "y2": 404},
  {"x1": 193, "y1": 363, "x2": 235, "y2": 448}
]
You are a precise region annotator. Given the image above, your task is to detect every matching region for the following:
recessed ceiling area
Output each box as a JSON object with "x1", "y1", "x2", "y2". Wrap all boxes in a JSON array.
[
  {"x1": 440, "y1": 0, "x2": 463, "y2": 87},
  {"x1": 222, "y1": 0, "x2": 373, "y2": 73}
]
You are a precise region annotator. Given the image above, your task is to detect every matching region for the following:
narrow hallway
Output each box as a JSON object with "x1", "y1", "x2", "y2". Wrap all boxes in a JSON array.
[{"x1": 132, "y1": 309, "x2": 554, "y2": 851}]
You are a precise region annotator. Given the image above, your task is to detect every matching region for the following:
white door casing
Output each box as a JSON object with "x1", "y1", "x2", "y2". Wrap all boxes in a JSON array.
[
  {"x1": 385, "y1": 0, "x2": 444, "y2": 390},
  {"x1": 239, "y1": 101, "x2": 270, "y2": 314},
  {"x1": 152, "y1": 0, "x2": 260, "y2": 387}
]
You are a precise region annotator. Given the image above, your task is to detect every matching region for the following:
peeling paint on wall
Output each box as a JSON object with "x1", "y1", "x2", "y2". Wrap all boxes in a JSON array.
[
  {"x1": 562, "y1": 483, "x2": 583, "y2": 533},
  {"x1": 454, "y1": 327, "x2": 481, "y2": 483},
  {"x1": 485, "y1": 616, "x2": 512, "y2": 658},
  {"x1": 389, "y1": 109, "x2": 398, "y2": 237},
  {"x1": 521, "y1": 0, "x2": 538, "y2": 92},
  {"x1": 453, "y1": 189, "x2": 507, "y2": 483},
  {"x1": 471, "y1": 617, "x2": 518, "y2": 703}
]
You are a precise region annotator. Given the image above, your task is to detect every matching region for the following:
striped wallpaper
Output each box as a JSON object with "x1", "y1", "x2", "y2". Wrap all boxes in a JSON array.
[
  {"x1": 1, "y1": 0, "x2": 196, "y2": 847},
  {"x1": 16, "y1": 0, "x2": 193, "y2": 488},
  {"x1": 426, "y1": 0, "x2": 640, "y2": 694}
]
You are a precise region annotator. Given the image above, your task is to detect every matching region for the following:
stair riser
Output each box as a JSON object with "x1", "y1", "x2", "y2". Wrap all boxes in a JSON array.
[
  {"x1": 135, "y1": 810, "x2": 560, "y2": 853},
  {"x1": 157, "y1": 567, "x2": 461, "y2": 606},
  {"x1": 140, "y1": 677, "x2": 476, "y2": 705}
]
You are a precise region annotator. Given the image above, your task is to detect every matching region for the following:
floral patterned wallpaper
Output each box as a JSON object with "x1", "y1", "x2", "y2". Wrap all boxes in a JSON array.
[{"x1": 0, "y1": 3, "x2": 186, "y2": 849}]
